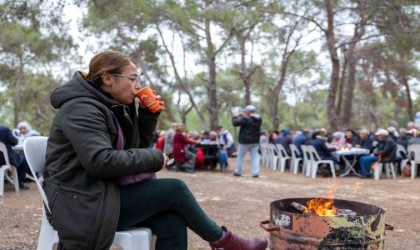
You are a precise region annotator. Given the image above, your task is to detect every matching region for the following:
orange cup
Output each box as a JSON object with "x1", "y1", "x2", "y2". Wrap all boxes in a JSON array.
[{"x1": 135, "y1": 86, "x2": 163, "y2": 113}]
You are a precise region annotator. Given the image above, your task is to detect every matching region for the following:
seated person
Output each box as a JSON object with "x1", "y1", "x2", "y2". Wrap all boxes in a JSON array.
[
  {"x1": 292, "y1": 129, "x2": 309, "y2": 157},
  {"x1": 208, "y1": 130, "x2": 220, "y2": 144},
  {"x1": 310, "y1": 130, "x2": 338, "y2": 176},
  {"x1": 345, "y1": 129, "x2": 360, "y2": 147},
  {"x1": 330, "y1": 131, "x2": 346, "y2": 147},
  {"x1": 17, "y1": 121, "x2": 40, "y2": 140},
  {"x1": 154, "y1": 130, "x2": 166, "y2": 152},
  {"x1": 203, "y1": 131, "x2": 222, "y2": 168},
  {"x1": 355, "y1": 129, "x2": 373, "y2": 149},
  {"x1": 173, "y1": 124, "x2": 200, "y2": 172},
  {"x1": 359, "y1": 129, "x2": 397, "y2": 178},
  {"x1": 396, "y1": 128, "x2": 410, "y2": 150},
  {"x1": 217, "y1": 125, "x2": 236, "y2": 157},
  {"x1": 278, "y1": 130, "x2": 293, "y2": 156},
  {"x1": 200, "y1": 130, "x2": 211, "y2": 144},
  {"x1": 0, "y1": 125, "x2": 30, "y2": 190}
]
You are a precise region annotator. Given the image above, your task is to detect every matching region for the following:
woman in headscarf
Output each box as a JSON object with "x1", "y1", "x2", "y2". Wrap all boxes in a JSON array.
[
  {"x1": 331, "y1": 131, "x2": 346, "y2": 147},
  {"x1": 17, "y1": 121, "x2": 40, "y2": 139}
]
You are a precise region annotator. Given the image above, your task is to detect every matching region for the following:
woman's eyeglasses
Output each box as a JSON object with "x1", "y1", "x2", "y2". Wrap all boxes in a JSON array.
[{"x1": 111, "y1": 74, "x2": 142, "y2": 84}]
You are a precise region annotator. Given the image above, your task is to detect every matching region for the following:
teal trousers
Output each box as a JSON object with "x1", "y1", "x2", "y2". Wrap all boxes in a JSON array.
[{"x1": 117, "y1": 178, "x2": 223, "y2": 250}]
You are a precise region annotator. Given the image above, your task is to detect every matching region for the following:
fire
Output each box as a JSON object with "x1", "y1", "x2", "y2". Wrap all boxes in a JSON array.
[{"x1": 306, "y1": 198, "x2": 337, "y2": 216}]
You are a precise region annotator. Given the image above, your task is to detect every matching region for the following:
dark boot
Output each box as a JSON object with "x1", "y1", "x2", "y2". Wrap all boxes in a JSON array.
[{"x1": 209, "y1": 226, "x2": 268, "y2": 250}]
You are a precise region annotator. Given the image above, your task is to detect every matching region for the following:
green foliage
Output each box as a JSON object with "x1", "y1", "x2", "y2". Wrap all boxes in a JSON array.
[{"x1": 0, "y1": 0, "x2": 419, "y2": 133}]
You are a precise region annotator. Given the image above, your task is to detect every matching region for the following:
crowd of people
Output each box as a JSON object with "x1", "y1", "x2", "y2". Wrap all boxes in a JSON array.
[
  {"x1": 260, "y1": 124, "x2": 420, "y2": 178},
  {"x1": 153, "y1": 123, "x2": 236, "y2": 173}
]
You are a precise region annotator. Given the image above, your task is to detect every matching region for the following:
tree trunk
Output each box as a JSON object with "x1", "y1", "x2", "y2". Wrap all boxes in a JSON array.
[
  {"x1": 336, "y1": 46, "x2": 347, "y2": 121},
  {"x1": 204, "y1": 2, "x2": 219, "y2": 130},
  {"x1": 238, "y1": 35, "x2": 252, "y2": 106},
  {"x1": 14, "y1": 53, "x2": 24, "y2": 126},
  {"x1": 342, "y1": 0, "x2": 366, "y2": 128},
  {"x1": 342, "y1": 43, "x2": 358, "y2": 128},
  {"x1": 324, "y1": 0, "x2": 339, "y2": 131},
  {"x1": 400, "y1": 73, "x2": 413, "y2": 121}
]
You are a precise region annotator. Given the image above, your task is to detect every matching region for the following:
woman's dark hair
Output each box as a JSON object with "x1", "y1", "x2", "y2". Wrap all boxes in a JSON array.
[
  {"x1": 86, "y1": 50, "x2": 135, "y2": 85},
  {"x1": 345, "y1": 129, "x2": 356, "y2": 137}
]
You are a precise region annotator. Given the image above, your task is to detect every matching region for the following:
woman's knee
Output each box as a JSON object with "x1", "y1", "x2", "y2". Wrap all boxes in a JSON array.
[{"x1": 165, "y1": 178, "x2": 189, "y2": 192}]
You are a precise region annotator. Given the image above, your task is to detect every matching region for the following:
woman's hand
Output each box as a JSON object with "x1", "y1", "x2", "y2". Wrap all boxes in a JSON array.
[{"x1": 153, "y1": 90, "x2": 165, "y2": 111}]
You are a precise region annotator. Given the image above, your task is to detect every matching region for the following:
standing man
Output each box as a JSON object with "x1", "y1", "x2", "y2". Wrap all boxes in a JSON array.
[{"x1": 232, "y1": 105, "x2": 262, "y2": 178}]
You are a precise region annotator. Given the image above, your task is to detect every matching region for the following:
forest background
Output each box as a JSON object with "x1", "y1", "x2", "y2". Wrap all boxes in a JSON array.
[{"x1": 0, "y1": 0, "x2": 419, "y2": 138}]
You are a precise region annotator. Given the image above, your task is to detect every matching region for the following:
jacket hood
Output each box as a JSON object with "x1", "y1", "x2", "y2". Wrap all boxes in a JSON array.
[{"x1": 51, "y1": 72, "x2": 117, "y2": 109}]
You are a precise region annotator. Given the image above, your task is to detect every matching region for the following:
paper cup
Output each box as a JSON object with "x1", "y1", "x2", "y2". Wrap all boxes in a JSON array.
[{"x1": 135, "y1": 86, "x2": 163, "y2": 113}]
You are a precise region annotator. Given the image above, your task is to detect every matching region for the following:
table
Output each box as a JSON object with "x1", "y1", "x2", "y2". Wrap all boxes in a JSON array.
[{"x1": 332, "y1": 148, "x2": 370, "y2": 177}]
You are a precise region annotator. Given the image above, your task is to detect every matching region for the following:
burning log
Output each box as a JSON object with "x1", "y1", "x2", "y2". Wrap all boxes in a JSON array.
[{"x1": 290, "y1": 202, "x2": 312, "y2": 214}]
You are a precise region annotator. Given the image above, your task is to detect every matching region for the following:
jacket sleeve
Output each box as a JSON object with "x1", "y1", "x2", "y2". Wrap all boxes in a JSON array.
[
  {"x1": 5, "y1": 128, "x2": 18, "y2": 146},
  {"x1": 375, "y1": 139, "x2": 395, "y2": 155},
  {"x1": 137, "y1": 107, "x2": 160, "y2": 148},
  {"x1": 232, "y1": 115, "x2": 260, "y2": 127},
  {"x1": 60, "y1": 101, "x2": 163, "y2": 179}
]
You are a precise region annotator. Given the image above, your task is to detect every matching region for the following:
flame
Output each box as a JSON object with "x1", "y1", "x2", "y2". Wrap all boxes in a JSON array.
[{"x1": 306, "y1": 198, "x2": 337, "y2": 216}]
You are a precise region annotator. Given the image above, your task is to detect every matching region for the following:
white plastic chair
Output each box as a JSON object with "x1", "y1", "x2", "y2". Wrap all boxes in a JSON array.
[
  {"x1": 407, "y1": 144, "x2": 420, "y2": 179},
  {"x1": 396, "y1": 144, "x2": 409, "y2": 175},
  {"x1": 300, "y1": 145, "x2": 312, "y2": 177},
  {"x1": 259, "y1": 143, "x2": 270, "y2": 167},
  {"x1": 275, "y1": 144, "x2": 291, "y2": 172},
  {"x1": 289, "y1": 144, "x2": 302, "y2": 174},
  {"x1": 373, "y1": 162, "x2": 396, "y2": 180},
  {"x1": 23, "y1": 136, "x2": 154, "y2": 250},
  {"x1": 267, "y1": 144, "x2": 279, "y2": 170},
  {"x1": 306, "y1": 145, "x2": 336, "y2": 179},
  {"x1": 0, "y1": 141, "x2": 20, "y2": 196}
]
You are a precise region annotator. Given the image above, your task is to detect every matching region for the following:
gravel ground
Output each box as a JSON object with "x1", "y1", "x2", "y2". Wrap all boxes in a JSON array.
[{"x1": 1, "y1": 156, "x2": 419, "y2": 249}]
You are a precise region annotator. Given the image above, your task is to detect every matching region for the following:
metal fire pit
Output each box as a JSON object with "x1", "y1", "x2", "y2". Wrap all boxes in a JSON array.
[{"x1": 260, "y1": 198, "x2": 393, "y2": 250}]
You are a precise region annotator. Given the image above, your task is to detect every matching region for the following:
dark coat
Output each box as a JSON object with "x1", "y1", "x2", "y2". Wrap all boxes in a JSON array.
[
  {"x1": 292, "y1": 134, "x2": 307, "y2": 155},
  {"x1": 44, "y1": 72, "x2": 164, "y2": 250},
  {"x1": 396, "y1": 135, "x2": 410, "y2": 150},
  {"x1": 373, "y1": 136, "x2": 397, "y2": 163},
  {"x1": 311, "y1": 137, "x2": 336, "y2": 158},
  {"x1": 0, "y1": 126, "x2": 21, "y2": 166},
  {"x1": 278, "y1": 136, "x2": 292, "y2": 156},
  {"x1": 358, "y1": 137, "x2": 373, "y2": 150},
  {"x1": 232, "y1": 114, "x2": 262, "y2": 144}
]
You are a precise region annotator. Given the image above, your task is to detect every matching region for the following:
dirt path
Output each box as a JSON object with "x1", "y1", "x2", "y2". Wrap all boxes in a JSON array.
[{"x1": 1, "y1": 156, "x2": 419, "y2": 249}]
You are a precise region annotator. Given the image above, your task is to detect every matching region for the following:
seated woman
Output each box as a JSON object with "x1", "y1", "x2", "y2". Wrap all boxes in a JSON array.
[
  {"x1": 43, "y1": 51, "x2": 267, "y2": 250},
  {"x1": 0, "y1": 125, "x2": 30, "y2": 190},
  {"x1": 17, "y1": 121, "x2": 40, "y2": 140},
  {"x1": 345, "y1": 129, "x2": 360, "y2": 147},
  {"x1": 173, "y1": 124, "x2": 200, "y2": 173},
  {"x1": 330, "y1": 131, "x2": 346, "y2": 148},
  {"x1": 310, "y1": 130, "x2": 338, "y2": 176}
]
